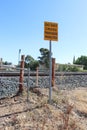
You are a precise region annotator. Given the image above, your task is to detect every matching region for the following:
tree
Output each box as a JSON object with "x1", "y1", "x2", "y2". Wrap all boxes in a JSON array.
[
  {"x1": 74, "y1": 55, "x2": 87, "y2": 69},
  {"x1": 73, "y1": 56, "x2": 75, "y2": 64},
  {"x1": 38, "y1": 48, "x2": 50, "y2": 68},
  {"x1": 30, "y1": 60, "x2": 39, "y2": 70},
  {"x1": 25, "y1": 55, "x2": 39, "y2": 70},
  {"x1": 3, "y1": 61, "x2": 12, "y2": 65}
]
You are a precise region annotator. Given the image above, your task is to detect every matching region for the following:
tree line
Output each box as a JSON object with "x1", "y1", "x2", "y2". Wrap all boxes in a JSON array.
[
  {"x1": 24, "y1": 49, "x2": 87, "y2": 71},
  {"x1": 3, "y1": 48, "x2": 87, "y2": 71}
]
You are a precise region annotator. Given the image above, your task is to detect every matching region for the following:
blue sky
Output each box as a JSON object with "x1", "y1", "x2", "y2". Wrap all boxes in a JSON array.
[{"x1": 0, "y1": 0, "x2": 87, "y2": 65}]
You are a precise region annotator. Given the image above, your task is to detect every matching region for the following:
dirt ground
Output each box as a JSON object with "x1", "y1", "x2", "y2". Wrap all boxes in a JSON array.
[{"x1": 0, "y1": 87, "x2": 87, "y2": 130}]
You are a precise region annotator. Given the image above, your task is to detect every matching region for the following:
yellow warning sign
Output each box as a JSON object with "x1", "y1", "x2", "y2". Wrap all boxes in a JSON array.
[{"x1": 44, "y1": 21, "x2": 58, "y2": 41}]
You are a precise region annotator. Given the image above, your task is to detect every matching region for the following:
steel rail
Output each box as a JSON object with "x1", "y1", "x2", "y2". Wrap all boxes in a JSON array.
[{"x1": 0, "y1": 71, "x2": 87, "y2": 77}]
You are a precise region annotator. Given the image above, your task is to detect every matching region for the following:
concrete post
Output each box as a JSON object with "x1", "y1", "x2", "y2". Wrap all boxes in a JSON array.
[{"x1": 19, "y1": 55, "x2": 25, "y2": 93}]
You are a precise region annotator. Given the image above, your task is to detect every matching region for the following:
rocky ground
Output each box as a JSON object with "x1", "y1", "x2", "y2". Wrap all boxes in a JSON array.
[{"x1": 0, "y1": 86, "x2": 87, "y2": 130}]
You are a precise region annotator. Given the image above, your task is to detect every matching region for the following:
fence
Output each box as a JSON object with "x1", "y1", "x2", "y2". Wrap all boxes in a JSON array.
[
  {"x1": 0, "y1": 55, "x2": 51, "y2": 101},
  {"x1": 0, "y1": 55, "x2": 28, "y2": 99},
  {"x1": 1, "y1": 56, "x2": 87, "y2": 100}
]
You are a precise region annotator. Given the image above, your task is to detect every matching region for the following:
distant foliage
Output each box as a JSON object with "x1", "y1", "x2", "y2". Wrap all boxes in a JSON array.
[
  {"x1": 25, "y1": 55, "x2": 39, "y2": 70},
  {"x1": 58, "y1": 64, "x2": 79, "y2": 72},
  {"x1": 38, "y1": 48, "x2": 50, "y2": 68},
  {"x1": 3, "y1": 61, "x2": 12, "y2": 65},
  {"x1": 74, "y1": 55, "x2": 87, "y2": 70},
  {"x1": 73, "y1": 56, "x2": 76, "y2": 64}
]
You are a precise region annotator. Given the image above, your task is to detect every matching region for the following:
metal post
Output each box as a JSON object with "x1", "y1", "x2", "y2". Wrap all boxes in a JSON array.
[
  {"x1": 19, "y1": 55, "x2": 25, "y2": 93},
  {"x1": 52, "y1": 58, "x2": 55, "y2": 87},
  {"x1": 49, "y1": 40, "x2": 52, "y2": 103}
]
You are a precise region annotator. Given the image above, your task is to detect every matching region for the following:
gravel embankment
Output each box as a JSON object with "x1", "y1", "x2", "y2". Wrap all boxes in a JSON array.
[
  {"x1": 0, "y1": 77, "x2": 19, "y2": 99},
  {"x1": 1, "y1": 74, "x2": 87, "y2": 99}
]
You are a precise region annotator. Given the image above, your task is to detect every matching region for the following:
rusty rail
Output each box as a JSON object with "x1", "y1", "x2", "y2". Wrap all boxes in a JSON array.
[{"x1": 0, "y1": 71, "x2": 87, "y2": 77}]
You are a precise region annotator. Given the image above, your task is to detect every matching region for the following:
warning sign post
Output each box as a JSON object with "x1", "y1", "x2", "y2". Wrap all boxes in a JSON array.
[
  {"x1": 44, "y1": 21, "x2": 58, "y2": 104},
  {"x1": 44, "y1": 21, "x2": 58, "y2": 41}
]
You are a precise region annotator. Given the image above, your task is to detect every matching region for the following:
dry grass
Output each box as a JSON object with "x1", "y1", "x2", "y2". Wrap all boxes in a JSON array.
[
  {"x1": 66, "y1": 88, "x2": 87, "y2": 117},
  {"x1": 0, "y1": 87, "x2": 87, "y2": 130}
]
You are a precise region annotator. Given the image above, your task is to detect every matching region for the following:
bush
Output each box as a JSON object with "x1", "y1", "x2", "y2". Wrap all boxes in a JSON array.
[{"x1": 58, "y1": 64, "x2": 79, "y2": 72}]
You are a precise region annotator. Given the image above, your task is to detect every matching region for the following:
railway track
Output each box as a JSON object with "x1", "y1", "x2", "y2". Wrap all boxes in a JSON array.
[{"x1": 0, "y1": 71, "x2": 87, "y2": 76}]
